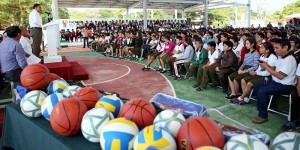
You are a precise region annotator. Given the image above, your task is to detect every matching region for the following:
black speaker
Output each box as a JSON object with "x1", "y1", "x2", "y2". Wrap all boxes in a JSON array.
[{"x1": 187, "y1": 18, "x2": 191, "y2": 25}]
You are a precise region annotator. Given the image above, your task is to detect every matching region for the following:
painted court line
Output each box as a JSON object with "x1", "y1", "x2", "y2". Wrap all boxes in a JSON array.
[{"x1": 84, "y1": 63, "x2": 131, "y2": 86}]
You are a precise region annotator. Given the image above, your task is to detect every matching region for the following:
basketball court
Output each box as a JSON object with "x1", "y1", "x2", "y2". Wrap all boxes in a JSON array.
[{"x1": 66, "y1": 56, "x2": 175, "y2": 100}]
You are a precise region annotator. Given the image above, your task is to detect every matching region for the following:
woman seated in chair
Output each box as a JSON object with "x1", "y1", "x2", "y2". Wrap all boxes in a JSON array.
[{"x1": 231, "y1": 42, "x2": 277, "y2": 105}]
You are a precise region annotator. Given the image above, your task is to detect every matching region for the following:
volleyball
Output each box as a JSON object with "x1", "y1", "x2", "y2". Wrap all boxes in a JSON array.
[
  {"x1": 62, "y1": 85, "x2": 82, "y2": 98},
  {"x1": 153, "y1": 109, "x2": 186, "y2": 137},
  {"x1": 47, "y1": 79, "x2": 70, "y2": 94},
  {"x1": 41, "y1": 93, "x2": 65, "y2": 120},
  {"x1": 134, "y1": 125, "x2": 177, "y2": 150},
  {"x1": 100, "y1": 118, "x2": 139, "y2": 150},
  {"x1": 95, "y1": 94, "x2": 124, "y2": 118},
  {"x1": 81, "y1": 107, "x2": 114, "y2": 143},
  {"x1": 20, "y1": 90, "x2": 47, "y2": 117}
]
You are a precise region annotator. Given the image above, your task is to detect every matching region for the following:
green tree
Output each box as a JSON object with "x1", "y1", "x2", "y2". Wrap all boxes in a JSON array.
[
  {"x1": 0, "y1": 0, "x2": 69, "y2": 28},
  {"x1": 271, "y1": 0, "x2": 300, "y2": 19}
]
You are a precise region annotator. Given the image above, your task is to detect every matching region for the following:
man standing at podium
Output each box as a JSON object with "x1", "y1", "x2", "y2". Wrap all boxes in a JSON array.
[{"x1": 29, "y1": 4, "x2": 43, "y2": 57}]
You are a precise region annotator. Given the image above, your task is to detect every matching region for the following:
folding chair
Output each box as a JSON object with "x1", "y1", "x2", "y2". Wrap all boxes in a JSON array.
[{"x1": 267, "y1": 94, "x2": 291, "y2": 118}]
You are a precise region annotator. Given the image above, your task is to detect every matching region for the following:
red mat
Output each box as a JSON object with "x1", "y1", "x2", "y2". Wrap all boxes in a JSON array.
[{"x1": 70, "y1": 62, "x2": 89, "y2": 81}]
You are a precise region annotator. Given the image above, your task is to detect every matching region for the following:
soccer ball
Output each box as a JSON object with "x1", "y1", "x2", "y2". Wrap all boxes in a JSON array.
[
  {"x1": 153, "y1": 109, "x2": 186, "y2": 137},
  {"x1": 224, "y1": 134, "x2": 268, "y2": 150},
  {"x1": 134, "y1": 125, "x2": 177, "y2": 150},
  {"x1": 81, "y1": 107, "x2": 114, "y2": 143},
  {"x1": 20, "y1": 90, "x2": 47, "y2": 117},
  {"x1": 62, "y1": 85, "x2": 82, "y2": 98},
  {"x1": 271, "y1": 132, "x2": 300, "y2": 150}
]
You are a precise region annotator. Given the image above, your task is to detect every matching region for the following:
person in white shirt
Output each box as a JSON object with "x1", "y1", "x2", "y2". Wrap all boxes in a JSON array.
[
  {"x1": 142, "y1": 37, "x2": 165, "y2": 70},
  {"x1": 218, "y1": 33, "x2": 228, "y2": 52},
  {"x1": 29, "y1": 4, "x2": 43, "y2": 57},
  {"x1": 252, "y1": 39, "x2": 297, "y2": 124},
  {"x1": 195, "y1": 41, "x2": 220, "y2": 90},
  {"x1": 172, "y1": 36, "x2": 185, "y2": 58},
  {"x1": 19, "y1": 28, "x2": 33, "y2": 56},
  {"x1": 232, "y1": 42, "x2": 277, "y2": 105},
  {"x1": 230, "y1": 36, "x2": 243, "y2": 59}
]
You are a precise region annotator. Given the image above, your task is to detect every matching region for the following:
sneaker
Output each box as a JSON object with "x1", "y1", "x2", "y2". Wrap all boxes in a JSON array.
[
  {"x1": 239, "y1": 100, "x2": 250, "y2": 105},
  {"x1": 174, "y1": 76, "x2": 182, "y2": 80},
  {"x1": 281, "y1": 121, "x2": 299, "y2": 131},
  {"x1": 192, "y1": 84, "x2": 199, "y2": 88},
  {"x1": 230, "y1": 98, "x2": 242, "y2": 104},
  {"x1": 224, "y1": 94, "x2": 240, "y2": 100},
  {"x1": 142, "y1": 67, "x2": 150, "y2": 71},
  {"x1": 196, "y1": 87, "x2": 204, "y2": 91},
  {"x1": 156, "y1": 68, "x2": 162, "y2": 72},
  {"x1": 160, "y1": 70, "x2": 167, "y2": 73}
]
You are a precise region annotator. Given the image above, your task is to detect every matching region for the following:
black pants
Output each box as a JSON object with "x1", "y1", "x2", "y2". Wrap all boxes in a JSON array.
[
  {"x1": 3, "y1": 68, "x2": 22, "y2": 82},
  {"x1": 290, "y1": 89, "x2": 300, "y2": 121},
  {"x1": 83, "y1": 37, "x2": 89, "y2": 48},
  {"x1": 0, "y1": 73, "x2": 5, "y2": 90}
]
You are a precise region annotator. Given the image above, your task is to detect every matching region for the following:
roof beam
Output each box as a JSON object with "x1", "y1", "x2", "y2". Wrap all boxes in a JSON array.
[
  {"x1": 128, "y1": 1, "x2": 142, "y2": 9},
  {"x1": 148, "y1": 0, "x2": 203, "y2": 4},
  {"x1": 208, "y1": 2, "x2": 248, "y2": 7}
]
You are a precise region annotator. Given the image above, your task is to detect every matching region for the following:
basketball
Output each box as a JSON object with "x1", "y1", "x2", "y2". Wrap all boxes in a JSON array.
[
  {"x1": 47, "y1": 79, "x2": 70, "y2": 94},
  {"x1": 41, "y1": 93, "x2": 65, "y2": 120},
  {"x1": 177, "y1": 117, "x2": 225, "y2": 150},
  {"x1": 20, "y1": 64, "x2": 50, "y2": 90},
  {"x1": 134, "y1": 125, "x2": 177, "y2": 150},
  {"x1": 49, "y1": 73, "x2": 61, "y2": 82},
  {"x1": 62, "y1": 85, "x2": 82, "y2": 98},
  {"x1": 100, "y1": 118, "x2": 139, "y2": 150},
  {"x1": 271, "y1": 132, "x2": 300, "y2": 150},
  {"x1": 81, "y1": 107, "x2": 114, "y2": 143},
  {"x1": 73, "y1": 87, "x2": 102, "y2": 109},
  {"x1": 224, "y1": 134, "x2": 268, "y2": 150},
  {"x1": 119, "y1": 99, "x2": 157, "y2": 130},
  {"x1": 195, "y1": 146, "x2": 221, "y2": 150},
  {"x1": 20, "y1": 90, "x2": 47, "y2": 117},
  {"x1": 50, "y1": 98, "x2": 88, "y2": 136},
  {"x1": 153, "y1": 109, "x2": 186, "y2": 137},
  {"x1": 95, "y1": 94, "x2": 124, "y2": 118}
]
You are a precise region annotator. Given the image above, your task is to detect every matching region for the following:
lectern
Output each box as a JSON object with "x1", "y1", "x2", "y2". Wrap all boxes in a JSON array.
[{"x1": 42, "y1": 20, "x2": 62, "y2": 63}]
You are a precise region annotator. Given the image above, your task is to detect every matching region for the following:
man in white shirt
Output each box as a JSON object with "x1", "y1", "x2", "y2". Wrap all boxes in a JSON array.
[
  {"x1": 252, "y1": 39, "x2": 297, "y2": 124},
  {"x1": 29, "y1": 4, "x2": 43, "y2": 57},
  {"x1": 19, "y1": 28, "x2": 33, "y2": 55}
]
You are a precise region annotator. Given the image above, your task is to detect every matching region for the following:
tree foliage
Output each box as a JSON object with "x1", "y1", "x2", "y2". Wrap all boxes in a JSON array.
[
  {"x1": 0, "y1": 0, "x2": 69, "y2": 28},
  {"x1": 272, "y1": 0, "x2": 300, "y2": 19}
]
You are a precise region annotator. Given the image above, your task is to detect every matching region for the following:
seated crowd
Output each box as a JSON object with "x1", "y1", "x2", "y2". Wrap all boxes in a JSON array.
[{"x1": 90, "y1": 24, "x2": 300, "y2": 131}]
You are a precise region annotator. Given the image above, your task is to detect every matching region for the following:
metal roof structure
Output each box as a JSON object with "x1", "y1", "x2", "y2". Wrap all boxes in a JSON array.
[{"x1": 57, "y1": 0, "x2": 248, "y2": 12}]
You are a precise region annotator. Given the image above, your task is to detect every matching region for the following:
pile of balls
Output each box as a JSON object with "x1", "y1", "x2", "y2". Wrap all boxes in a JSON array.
[{"x1": 19, "y1": 64, "x2": 300, "y2": 150}]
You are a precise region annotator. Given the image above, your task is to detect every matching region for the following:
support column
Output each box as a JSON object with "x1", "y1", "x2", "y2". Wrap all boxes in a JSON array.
[
  {"x1": 175, "y1": 9, "x2": 178, "y2": 19},
  {"x1": 151, "y1": 9, "x2": 154, "y2": 19},
  {"x1": 235, "y1": 6, "x2": 238, "y2": 26},
  {"x1": 247, "y1": 0, "x2": 251, "y2": 27},
  {"x1": 143, "y1": 0, "x2": 148, "y2": 31},
  {"x1": 204, "y1": 0, "x2": 208, "y2": 29},
  {"x1": 52, "y1": 0, "x2": 59, "y2": 20},
  {"x1": 182, "y1": 9, "x2": 186, "y2": 18},
  {"x1": 126, "y1": 8, "x2": 129, "y2": 19}
]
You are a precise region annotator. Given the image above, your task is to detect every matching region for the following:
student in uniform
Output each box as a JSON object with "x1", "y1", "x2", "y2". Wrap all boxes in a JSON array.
[
  {"x1": 231, "y1": 42, "x2": 277, "y2": 104},
  {"x1": 208, "y1": 41, "x2": 239, "y2": 93},
  {"x1": 194, "y1": 41, "x2": 220, "y2": 91},
  {"x1": 252, "y1": 39, "x2": 297, "y2": 124}
]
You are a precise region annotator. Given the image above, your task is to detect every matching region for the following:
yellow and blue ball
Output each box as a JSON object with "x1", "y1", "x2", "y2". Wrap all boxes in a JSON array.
[
  {"x1": 134, "y1": 125, "x2": 177, "y2": 150},
  {"x1": 47, "y1": 79, "x2": 69, "y2": 94},
  {"x1": 100, "y1": 118, "x2": 139, "y2": 150},
  {"x1": 41, "y1": 93, "x2": 64, "y2": 120},
  {"x1": 95, "y1": 94, "x2": 124, "y2": 118}
]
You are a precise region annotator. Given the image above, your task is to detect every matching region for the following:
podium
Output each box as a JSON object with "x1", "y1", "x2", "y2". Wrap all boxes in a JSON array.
[{"x1": 42, "y1": 20, "x2": 62, "y2": 63}]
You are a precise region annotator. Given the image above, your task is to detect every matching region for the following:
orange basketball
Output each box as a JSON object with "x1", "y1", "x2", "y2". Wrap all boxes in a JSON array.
[
  {"x1": 49, "y1": 73, "x2": 61, "y2": 82},
  {"x1": 72, "y1": 87, "x2": 101, "y2": 109},
  {"x1": 177, "y1": 117, "x2": 225, "y2": 150},
  {"x1": 50, "y1": 98, "x2": 87, "y2": 136},
  {"x1": 20, "y1": 64, "x2": 50, "y2": 90},
  {"x1": 119, "y1": 99, "x2": 157, "y2": 130}
]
